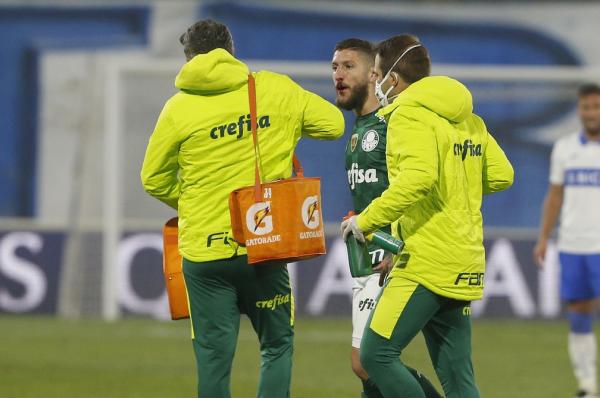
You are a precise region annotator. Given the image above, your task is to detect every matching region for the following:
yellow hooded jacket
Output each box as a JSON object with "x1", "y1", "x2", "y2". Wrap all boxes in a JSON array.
[
  {"x1": 141, "y1": 49, "x2": 344, "y2": 262},
  {"x1": 357, "y1": 76, "x2": 514, "y2": 301}
]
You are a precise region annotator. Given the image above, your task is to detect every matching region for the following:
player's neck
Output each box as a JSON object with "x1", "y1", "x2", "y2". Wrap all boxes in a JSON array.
[{"x1": 354, "y1": 96, "x2": 380, "y2": 117}]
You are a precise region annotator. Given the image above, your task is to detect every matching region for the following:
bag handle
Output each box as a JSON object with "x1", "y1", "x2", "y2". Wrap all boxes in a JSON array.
[
  {"x1": 247, "y1": 73, "x2": 303, "y2": 202},
  {"x1": 292, "y1": 155, "x2": 304, "y2": 178}
]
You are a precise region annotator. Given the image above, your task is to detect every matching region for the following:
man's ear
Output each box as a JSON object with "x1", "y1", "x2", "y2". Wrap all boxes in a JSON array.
[
  {"x1": 368, "y1": 66, "x2": 378, "y2": 83},
  {"x1": 389, "y1": 71, "x2": 400, "y2": 88}
]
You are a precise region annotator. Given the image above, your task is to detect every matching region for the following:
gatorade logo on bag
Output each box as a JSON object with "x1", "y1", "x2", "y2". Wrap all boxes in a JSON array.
[
  {"x1": 301, "y1": 196, "x2": 320, "y2": 229},
  {"x1": 245, "y1": 201, "x2": 282, "y2": 247},
  {"x1": 300, "y1": 196, "x2": 324, "y2": 240},
  {"x1": 246, "y1": 202, "x2": 273, "y2": 235}
]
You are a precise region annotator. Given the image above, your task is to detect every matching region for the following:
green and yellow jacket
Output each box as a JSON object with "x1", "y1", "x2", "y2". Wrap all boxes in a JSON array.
[
  {"x1": 357, "y1": 76, "x2": 514, "y2": 301},
  {"x1": 141, "y1": 49, "x2": 344, "y2": 262}
]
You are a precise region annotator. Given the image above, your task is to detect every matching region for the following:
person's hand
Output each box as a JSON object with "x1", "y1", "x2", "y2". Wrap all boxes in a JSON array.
[
  {"x1": 373, "y1": 253, "x2": 393, "y2": 286},
  {"x1": 533, "y1": 239, "x2": 548, "y2": 269},
  {"x1": 340, "y1": 215, "x2": 365, "y2": 243}
]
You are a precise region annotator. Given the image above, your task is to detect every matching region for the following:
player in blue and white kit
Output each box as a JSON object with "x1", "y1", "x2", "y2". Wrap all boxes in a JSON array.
[{"x1": 535, "y1": 84, "x2": 600, "y2": 398}]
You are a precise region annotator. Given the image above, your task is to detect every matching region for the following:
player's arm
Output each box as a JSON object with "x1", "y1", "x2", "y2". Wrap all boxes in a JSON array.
[
  {"x1": 482, "y1": 132, "x2": 514, "y2": 194},
  {"x1": 533, "y1": 184, "x2": 564, "y2": 267},
  {"x1": 357, "y1": 113, "x2": 438, "y2": 234},
  {"x1": 270, "y1": 73, "x2": 343, "y2": 140},
  {"x1": 295, "y1": 80, "x2": 344, "y2": 140},
  {"x1": 300, "y1": 90, "x2": 345, "y2": 140},
  {"x1": 533, "y1": 141, "x2": 565, "y2": 268},
  {"x1": 140, "y1": 103, "x2": 181, "y2": 210}
]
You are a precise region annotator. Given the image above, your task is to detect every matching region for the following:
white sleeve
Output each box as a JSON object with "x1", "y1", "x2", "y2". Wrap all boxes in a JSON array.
[{"x1": 549, "y1": 141, "x2": 565, "y2": 185}]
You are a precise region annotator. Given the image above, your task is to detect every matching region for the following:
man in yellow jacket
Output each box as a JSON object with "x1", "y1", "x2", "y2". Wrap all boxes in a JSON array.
[
  {"x1": 141, "y1": 20, "x2": 344, "y2": 398},
  {"x1": 341, "y1": 35, "x2": 514, "y2": 397}
]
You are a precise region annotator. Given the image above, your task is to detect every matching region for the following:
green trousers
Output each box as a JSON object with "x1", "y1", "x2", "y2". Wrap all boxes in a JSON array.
[
  {"x1": 360, "y1": 278, "x2": 480, "y2": 398},
  {"x1": 183, "y1": 256, "x2": 294, "y2": 398}
]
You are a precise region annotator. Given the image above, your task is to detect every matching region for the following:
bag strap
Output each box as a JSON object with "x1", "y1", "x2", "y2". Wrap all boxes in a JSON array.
[
  {"x1": 247, "y1": 73, "x2": 262, "y2": 202},
  {"x1": 247, "y1": 73, "x2": 303, "y2": 202},
  {"x1": 292, "y1": 155, "x2": 304, "y2": 178}
]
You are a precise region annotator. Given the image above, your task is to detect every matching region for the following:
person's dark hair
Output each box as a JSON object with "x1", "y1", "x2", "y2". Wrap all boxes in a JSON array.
[
  {"x1": 179, "y1": 19, "x2": 234, "y2": 60},
  {"x1": 334, "y1": 38, "x2": 376, "y2": 61},
  {"x1": 578, "y1": 83, "x2": 600, "y2": 98},
  {"x1": 376, "y1": 34, "x2": 430, "y2": 84}
]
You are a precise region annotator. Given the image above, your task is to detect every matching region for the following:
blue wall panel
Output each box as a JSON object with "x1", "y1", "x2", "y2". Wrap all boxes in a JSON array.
[
  {"x1": 203, "y1": 2, "x2": 581, "y2": 227},
  {"x1": 204, "y1": 2, "x2": 578, "y2": 65},
  {"x1": 0, "y1": 7, "x2": 150, "y2": 216},
  {"x1": 0, "y1": 3, "x2": 584, "y2": 229}
]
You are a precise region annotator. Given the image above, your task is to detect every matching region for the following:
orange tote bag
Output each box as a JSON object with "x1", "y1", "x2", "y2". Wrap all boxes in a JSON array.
[
  {"x1": 162, "y1": 217, "x2": 189, "y2": 320},
  {"x1": 229, "y1": 74, "x2": 326, "y2": 265}
]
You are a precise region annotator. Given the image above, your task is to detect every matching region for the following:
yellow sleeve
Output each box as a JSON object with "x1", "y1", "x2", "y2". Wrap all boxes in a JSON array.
[
  {"x1": 482, "y1": 132, "x2": 514, "y2": 194},
  {"x1": 357, "y1": 112, "x2": 438, "y2": 233},
  {"x1": 299, "y1": 88, "x2": 345, "y2": 140},
  {"x1": 140, "y1": 103, "x2": 182, "y2": 209}
]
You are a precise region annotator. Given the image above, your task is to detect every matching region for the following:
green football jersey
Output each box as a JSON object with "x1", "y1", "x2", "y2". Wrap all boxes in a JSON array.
[{"x1": 344, "y1": 109, "x2": 391, "y2": 264}]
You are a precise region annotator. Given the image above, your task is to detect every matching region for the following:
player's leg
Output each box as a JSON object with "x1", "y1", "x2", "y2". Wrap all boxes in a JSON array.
[
  {"x1": 354, "y1": 350, "x2": 440, "y2": 398},
  {"x1": 569, "y1": 253, "x2": 600, "y2": 398},
  {"x1": 182, "y1": 257, "x2": 242, "y2": 398},
  {"x1": 352, "y1": 274, "x2": 384, "y2": 397},
  {"x1": 568, "y1": 299, "x2": 597, "y2": 398},
  {"x1": 561, "y1": 252, "x2": 598, "y2": 397},
  {"x1": 360, "y1": 278, "x2": 441, "y2": 397},
  {"x1": 422, "y1": 299, "x2": 479, "y2": 398},
  {"x1": 405, "y1": 366, "x2": 445, "y2": 398},
  {"x1": 351, "y1": 346, "x2": 369, "y2": 380},
  {"x1": 238, "y1": 260, "x2": 294, "y2": 398},
  {"x1": 354, "y1": 275, "x2": 442, "y2": 398}
]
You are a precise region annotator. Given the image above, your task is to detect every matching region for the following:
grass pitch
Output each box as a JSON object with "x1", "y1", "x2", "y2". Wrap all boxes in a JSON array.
[{"x1": 0, "y1": 316, "x2": 577, "y2": 397}]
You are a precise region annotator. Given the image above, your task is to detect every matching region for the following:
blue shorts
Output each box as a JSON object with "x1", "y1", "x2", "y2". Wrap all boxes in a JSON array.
[{"x1": 560, "y1": 252, "x2": 600, "y2": 301}]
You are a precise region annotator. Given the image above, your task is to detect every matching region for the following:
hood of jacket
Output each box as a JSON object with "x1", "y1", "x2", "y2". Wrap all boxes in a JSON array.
[
  {"x1": 379, "y1": 76, "x2": 473, "y2": 123},
  {"x1": 175, "y1": 48, "x2": 249, "y2": 94}
]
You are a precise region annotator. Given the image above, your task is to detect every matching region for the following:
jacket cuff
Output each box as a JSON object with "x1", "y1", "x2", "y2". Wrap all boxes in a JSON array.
[{"x1": 356, "y1": 213, "x2": 374, "y2": 234}]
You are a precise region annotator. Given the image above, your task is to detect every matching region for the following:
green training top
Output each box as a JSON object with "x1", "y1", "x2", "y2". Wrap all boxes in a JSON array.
[{"x1": 345, "y1": 110, "x2": 391, "y2": 264}]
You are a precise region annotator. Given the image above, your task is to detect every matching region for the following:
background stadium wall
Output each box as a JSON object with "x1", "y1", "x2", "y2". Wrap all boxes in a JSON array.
[{"x1": 1, "y1": 1, "x2": 600, "y2": 319}]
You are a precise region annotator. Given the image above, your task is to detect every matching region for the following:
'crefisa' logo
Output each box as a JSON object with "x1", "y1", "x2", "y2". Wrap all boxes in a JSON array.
[
  {"x1": 210, "y1": 114, "x2": 271, "y2": 140},
  {"x1": 454, "y1": 139, "x2": 482, "y2": 161}
]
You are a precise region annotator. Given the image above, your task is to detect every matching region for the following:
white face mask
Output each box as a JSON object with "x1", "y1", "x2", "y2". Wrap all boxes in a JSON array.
[{"x1": 375, "y1": 44, "x2": 422, "y2": 107}]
